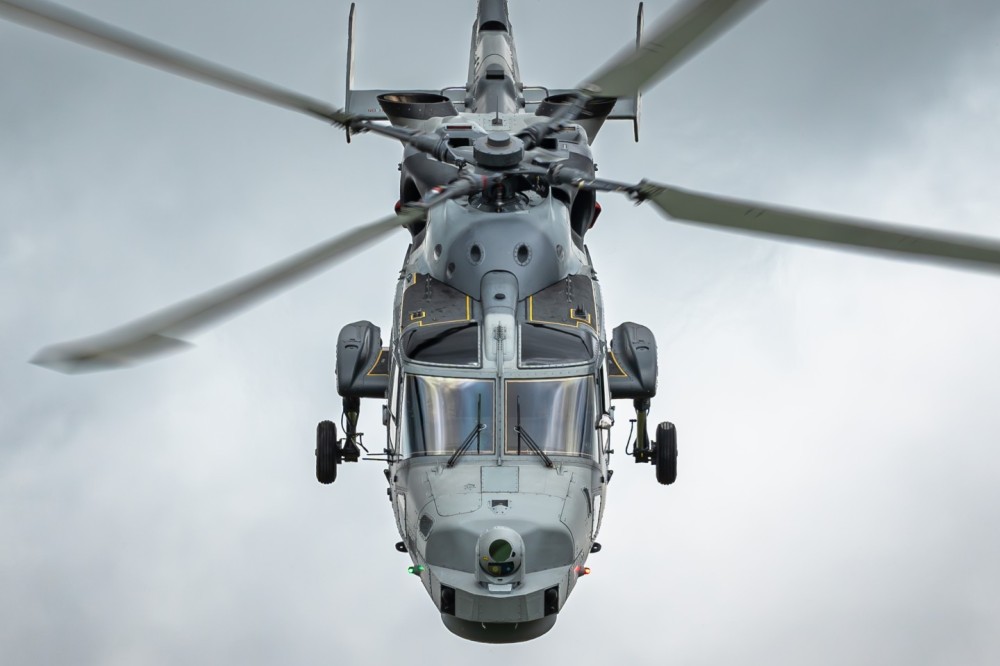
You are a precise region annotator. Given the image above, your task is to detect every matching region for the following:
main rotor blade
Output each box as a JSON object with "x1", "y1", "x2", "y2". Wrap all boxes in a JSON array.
[
  {"x1": 31, "y1": 209, "x2": 422, "y2": 373},
  {"x1": 640, "y1": 181, "x2": 1000, "y2": 273},
  {"x1": 0, "y1": 0, "x2": 350, "y2": 125},
  {"x1": 580, "y1": 0, "x2": 764, "y2": 99}
]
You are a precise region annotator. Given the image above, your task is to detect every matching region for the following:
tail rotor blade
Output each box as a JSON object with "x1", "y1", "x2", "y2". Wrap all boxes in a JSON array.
[{"x1": 31, "y1": 209, "x2": 422, "y2": 373}]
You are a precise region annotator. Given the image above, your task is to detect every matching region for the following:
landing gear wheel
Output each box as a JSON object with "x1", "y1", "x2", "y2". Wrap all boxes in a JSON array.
[
  {"x1": 316, "y1": 420, "x2": 339, "y2": 484},
  {"x1": 655, "y1": 421, "x2": 677, "y2": 485}
]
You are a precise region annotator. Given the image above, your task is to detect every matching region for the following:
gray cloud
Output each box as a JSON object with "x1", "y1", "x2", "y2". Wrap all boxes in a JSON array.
[{"x1": 2, "y1": 1, "x2": 1000, "y2": 664}]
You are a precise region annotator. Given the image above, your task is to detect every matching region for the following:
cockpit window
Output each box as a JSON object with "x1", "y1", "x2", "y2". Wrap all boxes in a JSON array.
[
  {"x1": 520, "y1": 324, "x2": 594, "y2": 366},
  {"x1": 504, "y1": 377, "x2": 596, "y2": 459},
  {"x1": 403, "y1": 323, "x2": 480, "y2": 366},
  {"x1": 400, "y1": 375, "x2": 494, "y2": 458}
]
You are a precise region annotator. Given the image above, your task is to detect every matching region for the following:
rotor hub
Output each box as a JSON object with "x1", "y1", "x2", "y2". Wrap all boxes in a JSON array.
[{"x1": 473, "y1": 131, "x2": 524, "y2": 169}]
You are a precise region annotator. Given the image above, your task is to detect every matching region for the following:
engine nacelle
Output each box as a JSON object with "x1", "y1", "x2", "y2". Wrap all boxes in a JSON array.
[
  {"x1": 377, "y1": 93, "x2": 459, "y2": 129},
  {"x1": 336, "y1": 321, "x2": 390, "y2": 399},
  {"x1": 535, "y1": 94, "x2": 617, "y2": 144},
  {"x1": 607, "y1": 322, "x2": 657, "y2": 400}
]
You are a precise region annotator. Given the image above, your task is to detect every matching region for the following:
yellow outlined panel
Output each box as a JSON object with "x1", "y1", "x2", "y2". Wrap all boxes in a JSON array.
[{"x1": 399, "y1": 273, "x2": 473, "y2": 331}]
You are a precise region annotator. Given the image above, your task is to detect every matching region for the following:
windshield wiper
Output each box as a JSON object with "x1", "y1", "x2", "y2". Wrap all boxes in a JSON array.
[
  {"x1": 514, "y1": 396, "x2": 554, "y2": 468},
  {"x1": 446, "y1": 393, "x2": 486, "y2": 468}
]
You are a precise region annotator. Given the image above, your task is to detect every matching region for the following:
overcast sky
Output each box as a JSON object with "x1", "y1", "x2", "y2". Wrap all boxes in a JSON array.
[{"x1": 2, "y1": 1, "x2": 1000, "y2": 663}]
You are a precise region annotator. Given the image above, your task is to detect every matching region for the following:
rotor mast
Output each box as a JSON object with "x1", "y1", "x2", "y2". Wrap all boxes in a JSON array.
[{"x1": 465, "y1": 0, "x2": 522, "y2": 114}]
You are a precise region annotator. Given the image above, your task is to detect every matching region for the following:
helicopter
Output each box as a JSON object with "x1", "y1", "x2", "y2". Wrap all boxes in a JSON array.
[{"x1": 5, "y1": 0, "x2": 1000, "y2": 646}]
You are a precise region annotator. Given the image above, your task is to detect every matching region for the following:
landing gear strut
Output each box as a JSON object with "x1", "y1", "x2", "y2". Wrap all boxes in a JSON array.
[
  {"x1": 340, "y1": 396, "x2": 363, "y2": 462},
  {"x1": 630, "y1": 399, "x2": 678, "y2": 486}
]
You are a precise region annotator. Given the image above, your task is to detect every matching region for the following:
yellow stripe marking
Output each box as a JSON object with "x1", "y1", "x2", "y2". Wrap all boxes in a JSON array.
[
  {"x1": 608, "y1": 351, "x2": 628, "y2": 378},
  {"x1": 366, "y1": 348, "x2": 389, "y2": 376}
]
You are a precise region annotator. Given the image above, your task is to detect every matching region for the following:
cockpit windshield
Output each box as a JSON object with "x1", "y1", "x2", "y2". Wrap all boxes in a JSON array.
[
  {"x1": 399, "y1": 375, "x2": 494, "y2": 458},
  {"x1": 402, "y1": 323, "x2": 479, "y2": 366},
  {"x1": 520, "y1": 324, "x2": 594, "y2": 366},
  {"x1": 505, "y1": 377, "x2": 597, "y2": 459}
]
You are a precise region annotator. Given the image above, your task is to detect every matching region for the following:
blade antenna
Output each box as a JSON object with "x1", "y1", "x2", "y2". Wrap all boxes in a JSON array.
[
  {"x1": 633, "y1": 1, "x2": 644, "y2": 142},
  {"x1": 344, "y1": 2, "x2": 357, "y2": 142}
]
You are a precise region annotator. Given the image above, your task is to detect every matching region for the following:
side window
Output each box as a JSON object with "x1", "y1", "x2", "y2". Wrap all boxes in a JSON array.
[
  {"x1": 598, "y1": 361, "x2": 612, "y2": 456},
  {"x1": 388, "y1": 362, "x2": 402, "y2": 453},
  {"x1": 592, "y1": 493, "x2": 603, "y2": 539}
]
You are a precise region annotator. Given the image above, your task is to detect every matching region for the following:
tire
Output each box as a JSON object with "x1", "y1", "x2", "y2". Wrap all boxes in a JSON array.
[
  {"x1": 316, "y1": 420, "x2": 339, "y2": 484},
  {"x1": 655, "y1": 421, "x2": 677, "y2": 485}
]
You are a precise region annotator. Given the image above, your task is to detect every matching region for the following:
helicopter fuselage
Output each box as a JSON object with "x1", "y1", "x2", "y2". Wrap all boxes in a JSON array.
[
  {"x1": 327, "y1": 0, "x2": 663, "y2": 643},
  {"x1": 336, "y1": 109, "x2": 618, "y2": 642},
  {"x1": 386, "y1": 161, "x2": 610, "y2": 640}
]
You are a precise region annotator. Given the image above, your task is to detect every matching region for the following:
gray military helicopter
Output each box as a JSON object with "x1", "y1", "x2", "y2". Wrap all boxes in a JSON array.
[{"x1": 7, "y1": 0, "x2": 1000, "y2": 644}]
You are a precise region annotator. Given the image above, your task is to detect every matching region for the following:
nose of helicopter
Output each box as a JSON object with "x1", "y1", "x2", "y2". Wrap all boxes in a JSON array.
[
  {"x1": 430, "y1": 515, "x2": 568, "y2": 643},
  {"x1": 407, "y1": 461, "x2": 597, "y2": 642}
]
